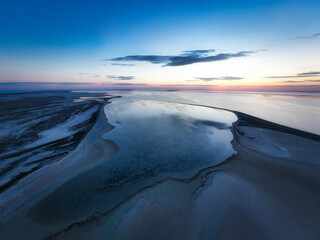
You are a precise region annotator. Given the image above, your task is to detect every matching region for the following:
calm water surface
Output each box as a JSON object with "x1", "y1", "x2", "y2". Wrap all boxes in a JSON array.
[
  {"x1": 111, "y1": 91, "x2": 320, "y2": 135},
  {"x1": 103, "y1": 98, "x2": 237, "y2": 182}
]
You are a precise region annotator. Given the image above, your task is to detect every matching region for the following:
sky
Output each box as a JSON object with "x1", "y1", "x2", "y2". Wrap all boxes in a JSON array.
[{"x1": 0, "y1": 0, "x2": 320, "y2": 91}]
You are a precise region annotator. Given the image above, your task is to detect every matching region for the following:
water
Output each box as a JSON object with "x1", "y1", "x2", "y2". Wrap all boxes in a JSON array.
[
  {"x1": 111, "y1": 90, "x2": 320, "y2": 135},
  {"x1": 103, "y1": 98, "x2": 237, "y2": 183},
  {"x1": 2, "y1": 91, "x2": 320, "y2": 239}
]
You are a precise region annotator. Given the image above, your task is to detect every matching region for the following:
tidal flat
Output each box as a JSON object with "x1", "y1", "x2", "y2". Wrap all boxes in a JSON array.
[{"x1": 0, "y1": 91, "x2": 320, "y2": 240}]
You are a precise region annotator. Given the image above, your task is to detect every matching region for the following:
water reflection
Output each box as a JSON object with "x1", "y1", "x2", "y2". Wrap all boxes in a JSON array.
[
  {"x1": 102, "y1": 99, "x2": 237, "y2": 190},
  {"x1": 115, "y1": 90, "x2": 320, "y2": 135},
  {"x1": 28, "y1": 98, "x2": 237, "y2": 230}
]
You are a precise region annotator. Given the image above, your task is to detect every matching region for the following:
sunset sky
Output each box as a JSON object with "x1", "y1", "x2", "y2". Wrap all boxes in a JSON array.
[{"x1": 1, "y1": 0, "x2": 320, "y2": 91}]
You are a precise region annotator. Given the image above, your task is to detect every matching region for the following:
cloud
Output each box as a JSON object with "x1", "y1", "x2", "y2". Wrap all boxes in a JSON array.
[
  {"x1": 297, "y1": 71, "x2": 320, "y2": 76},
  {"x1": 79, "y1": 73, "x2": 101, "y2": 78},
  {"x1": 280, "y1": 80, "x2": 300, "y2": 83},
  {"x1": 182, "y1": 49, "x2": 215, "y2": 55},
  {"x1": 294, "y1": 32, "x2": 320, "y2": 40},
  {"x1": 108, "y1": 49, "x2": 255, "y2": 67},
  {"x1": 106, "y1": 75, "x2": 135, "y2": 80},
  {"x1": 105, "y1": 83, "x2": 148, "y2": 86},
  {"x1": 305, "y1": 79, "x2": 320, "y2": 82},
  {"x1": 280, "y1": 79, "x2": 320, "y2": 83},
  {"x1": 265, "y1": 71, "x2": 320, "y2": 79},
  {"x1": 0, "y1": 82, "x2": 94, "y2": 85},
  {"x1": 192, "y1": 76, "x2": 245, "y2": 82},
  {"x1": 111, "y1": 63, "x2": 135, "y2": 66}
]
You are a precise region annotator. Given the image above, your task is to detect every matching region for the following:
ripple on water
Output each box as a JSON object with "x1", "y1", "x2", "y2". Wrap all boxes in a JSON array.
[{"x1": 101, "y1": 99, "x2": 238, "y2": 190}]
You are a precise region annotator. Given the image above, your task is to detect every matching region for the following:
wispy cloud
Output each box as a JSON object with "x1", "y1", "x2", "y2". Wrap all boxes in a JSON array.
[
  {"x1": 182, "y1": 49, "x2": 216, "y2": 55},
  {"x1": 0, "y1": 82, "x2": 94, "y2": 85},
  {"x1": 190, "y1": 76, "x2": 245, "y2": 82},
  {"x1": 298, "y1": 71, "x2": 320, "y2": 76},
  {"x1": 111, "y1": 63, "x2": 135, "y2": 66},
  {"x1": 265, "y1": 71, "x2": 320, "y2": 79},
  {"x1": 103, "y1": 83, "x2": 148, "y2": 86},
  {"x1": 108, "y1": 49, "x2": 255, "y2": 67},
  {"x1": 293, "y1": 32, "x2": 320, "y2": 40},
  {"x1": 305, "y1": 79, "x2": 320, "y2": 82},
  {"x1": 106, "y1": 75, "x2": 135, "y2": 80},
  {"x1": 79, "y1": 73, "x2": 101, "y2": 78},
  {"x1": 280, "y1": 79, "x2": 320, "y2": 83}
]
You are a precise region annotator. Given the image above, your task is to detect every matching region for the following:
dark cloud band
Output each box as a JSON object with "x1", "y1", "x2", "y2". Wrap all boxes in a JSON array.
[
  {"x1": 0, "y1": 82, "x2": 94, "y2": 85},
  {"x1": 109, "y1": 49, "x2": 254, "y2": 67}
]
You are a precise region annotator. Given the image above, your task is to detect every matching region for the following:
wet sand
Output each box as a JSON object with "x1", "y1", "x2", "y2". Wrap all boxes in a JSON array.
[
  {"x1": 0, "y1": 91, "x2": 115, "y2": 193},
  {"x1": 0, "y1": 97, "x2": 119, "y2": 220},
  {"x1": 44, "y1": 110, "x2": 320, "y2": 240},
  {"x1": 1, "y1": 96, "x2": 320, "y2": 240}
]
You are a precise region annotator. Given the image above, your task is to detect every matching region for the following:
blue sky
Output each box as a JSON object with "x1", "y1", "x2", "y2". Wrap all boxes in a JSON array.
[{"x1": 0, "y1": 0, "x2": 320, "y2": 90}]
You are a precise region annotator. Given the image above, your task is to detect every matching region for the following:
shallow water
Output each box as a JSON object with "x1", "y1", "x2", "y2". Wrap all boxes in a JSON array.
[
  {"x1": 103, "y1": 98, "x2": 237, "y2": 181},
  {"x1": 0, "y1": 98, "x2": 238, "y2": 239},
  {"x1": 1, "y1": 92, "x2": 320, "y2": 240},
  {"x1": 112, "y1": 90, "x2": 320, "y2": 135}
]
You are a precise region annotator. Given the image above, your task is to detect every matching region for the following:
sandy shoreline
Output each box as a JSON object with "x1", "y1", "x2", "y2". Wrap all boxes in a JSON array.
[
  {"x1": 0, "y1": 99, "x2": 118, "y2": 220},
  {"x1": 1, "y1": 97, "x2": 320, "y2": 239}
]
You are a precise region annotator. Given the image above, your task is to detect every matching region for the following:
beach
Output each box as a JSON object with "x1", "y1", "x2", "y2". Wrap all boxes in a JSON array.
[{"x1": 0, "y1": 91, "x2": 320, "y2": 239}]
